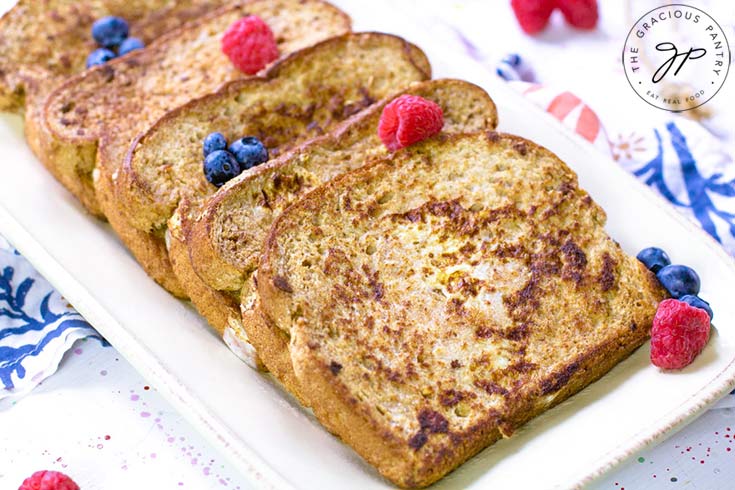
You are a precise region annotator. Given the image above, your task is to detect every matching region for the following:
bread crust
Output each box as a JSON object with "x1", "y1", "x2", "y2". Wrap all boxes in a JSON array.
[
  {"x1": 0, "y1": 0, "x2": 223, "y2": 112},
  {"x1": 42, "y1": 1, "x2": 354, "y2": 294},
  {"x1": 182, "y1": 80, "x2": 498, "y2": 394},
  {"x1": 258, "y1": 131, "x2": 667, "y2": 487},
  {"x1": 240, "y1": 301, "x2": 308, "y2": 404},
  {"x1": 98, "y1": 144, "x2": 189, "y2": 296},
  {"x1": 169, "y1": 201, "x2": 243, "y2": 326},
  {"x1": 111, "y1": 32, "x2": 429, "y2": 296},
  {"x1": 2, "y1": 0, "x2": 225, "y2": 216},
  {"x1": 117, "y1": 32, "x2": 429, "y2": 234},
  {"x1": 189, "y1": 79, "x2": 498, "y2": 293}
]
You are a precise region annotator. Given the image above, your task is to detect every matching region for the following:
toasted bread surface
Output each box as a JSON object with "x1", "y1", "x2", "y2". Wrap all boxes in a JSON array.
[
  {"x1": 44, "y1": 0, "x2": 351, "y2": 216},
  {"x1": 0, "y1": 0, "x2": 222, "y2": 112},
  {"x1": 258, "y1": 132, "x2": 666, "y2": 487},
  {"x1": 118, "y1": 32, "x2": 430, "y2": 233},
  {"x1": 108, "y1": 32, "x2": 429, "y2": 296},
  {"x1": 169, "y1": 198, "x2": 243, "y2": 331},
  {"x1": 180, "y1": 79, "x2": 498, "y2": 391},
  {"x1": 191, "y1": 79, "x2": 497, "y2": 294},
  {"x1": 1, "y1": 0, "x2": 225, "y2": 212},
  {"x1": 43, "y1": 0, "x2": 352, "y2": 294}
]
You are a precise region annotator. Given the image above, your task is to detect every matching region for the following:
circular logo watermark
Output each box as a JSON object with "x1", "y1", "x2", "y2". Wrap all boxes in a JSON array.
[{"x1": 623, "y1": 4, "x2": 730, "y2": 112}]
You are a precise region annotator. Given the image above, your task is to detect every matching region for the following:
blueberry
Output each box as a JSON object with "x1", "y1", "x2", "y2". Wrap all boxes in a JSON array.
[
  {"x1": 92, "y1": 16, "x2": 129, "y2": 49},
  {"x1": 204, "y1": 150, "x2": 241, "y2": 187},
  {"x1": 680, "y1": 295, "x2": 713, "y2": 320},
  {"x1": 636, "y1": 247, "x2": 671, "y2": 273},
  {"x1": 495, "y1": 61, "x2": 520, "y2": 81},
  {"x1": 86, "y1": 48, "x2": 116, "y2": 68},
  {"x1": 656, "y1": 264, "x2": 701, "y2": 298},
  {"x1": 203, "y1": 132, "x2": 228, "y2": 157},
  {"x1": 502, "y1": 53, "x2": 522, "y2": 67},
  {"x1": 228, "y1": 137, "x2": 269, "y2": 170},
  {"x1": 119, "y1": 37, "x2": 145, "y2": 56}
]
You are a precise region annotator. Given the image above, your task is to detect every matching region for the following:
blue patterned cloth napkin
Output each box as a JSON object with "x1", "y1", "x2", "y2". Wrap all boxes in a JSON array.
[
  {"x1": 0, "y1": 236, "x2": 99, "y2": 400},
  {"x1": 616, "y1": 118, "x2": 735, "y2": 256}
]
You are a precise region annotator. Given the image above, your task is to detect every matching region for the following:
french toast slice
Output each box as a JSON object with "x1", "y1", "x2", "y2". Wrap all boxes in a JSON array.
[
  {"x1": 0, "y1": 0, "x2": 225, "y2": 199},
  {"x1": 43, "y1": 0, "x2": 351, "y2": 219},
  {"x1": 258, "y1": 132, "x2": 666, "y2": 487},
  {"x1": 178, "y1": 79, "x2": 498, "y2": 382},
  {"x1": 105, "y1": 32, "x2": 430, "y2": 297},
  {"x1": 43, "y1": 1, "x2": 352, "y2": 295}
]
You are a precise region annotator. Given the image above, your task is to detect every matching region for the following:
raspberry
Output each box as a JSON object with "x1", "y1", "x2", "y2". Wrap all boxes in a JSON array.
[
  {"x1": 378, "y1": 95, "x2": 444, "y2": 151},
  {"x1": 19, "y1": 471, "x2": 79, "y2": 490},
  {"x1": 650, "y1": 299, "x2": 711, "y2": 370},
  {"x1": 511, "y1": 0, "x2": 555, "y2": 34},
  {"x1": 221, "y1": 16, "x2": 279, "y2": 75},
  {"x1": 557, "y1": 0, "x2": 599, "y2": 30}
]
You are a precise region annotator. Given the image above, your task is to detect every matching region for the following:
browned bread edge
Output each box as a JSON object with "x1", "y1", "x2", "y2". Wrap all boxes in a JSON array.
[
  {"x1": 187, "y1": 78, "x2": 498, "y2": 295},
  {"x1": 258, "y1": 131, "x2": 666, "y2": 487},
  {"x1": 112, "y1": 32, "x2": 430, "y2": 296},
  {"x1": 116, "y1": 32, "x2": 431, "y2": 234}
]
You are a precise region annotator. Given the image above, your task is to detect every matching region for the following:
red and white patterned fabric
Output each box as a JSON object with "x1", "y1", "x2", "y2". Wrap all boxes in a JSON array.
[{"x1": 509, "y1": 81, "x2": 611, "y2": 155}]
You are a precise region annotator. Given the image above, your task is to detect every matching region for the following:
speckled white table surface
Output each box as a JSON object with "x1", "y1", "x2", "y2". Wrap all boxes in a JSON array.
[{"x1": 1, "y1": 340, "x2": 734, "y2": 490}]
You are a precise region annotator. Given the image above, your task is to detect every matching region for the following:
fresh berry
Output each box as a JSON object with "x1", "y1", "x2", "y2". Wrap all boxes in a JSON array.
[
  {"x1": 496, "y1": 62, "x2": 521, "y2": 81},
  {"x1": 119, "y1": 37, "x2": 145, "y2": 56},
  {"x1": 650, "y1": 298, "x2": 710, "y2": 369},
  {"x1": 656, "y1": 264, "x2": 700, "y2": 298},
  {"x1": 636, "y1": 247, "x2": 671, "y2": 273},
  {"x1": 203, "y1": 132, "x2": 228, "y2": 157},
  {"x1": 556, "y1": 0, "x2": 599, "y2": 30},
  {"x1": 221, "y1": 16, "x2": 279, "y2": 75},
  {"x1": 86, "y1": 48, "x2": 116, "y2": 68},
  {"x1": 511, "y1": 0, "x2": 555, "y2": 34},
  {"x1": 228, "y1": 137, "x2": 269, "y2": 170},
  {"x1": 19, "y1": 470, "x2": 79, "y2": 490},
  {"x1": 378, "y1": 95, "x2": 444, "y2": 151},
  {"x1": 92, "y1": 16, "x2": 130, "y2": 49},
  {"x1": 204, "y1": 150, "x2": 241, "y2": 187},
  {"x1": 680, "y1": 295, "x2": 713, "y2": 320}
]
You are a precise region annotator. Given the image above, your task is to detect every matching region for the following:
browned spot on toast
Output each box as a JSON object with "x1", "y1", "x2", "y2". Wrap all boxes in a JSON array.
[
  {"x1": 599, "y1": 252, "x2": 617, "y2": 292},
  {"x1": 561, "y1": 239, "x2": 587, "y2": 284},
  {"x1": 541, "y1": 360, "x2": 581, "y2": 395},
  {"x1": 486, "y1": 130, "x2": 500, "y2": 142},
  {"x1": 273, "y1": 275, "x2": 293, "y2": 293},
  {"x1": 513, "y1": 141, "x2": 528, "y2": 156},
  {"x1": 409, "y1": 431, "x2": 428, "y2": 450},
  {"x1": 329, "y1": 361, "x2": 343, "y2": 375},
  {"x1": 508, "y1": 360, "x2": 537, "y2": 373},
  {"x1": 418, "y1": 409, "x2": 449, "y2": 433},
  {"x1": 474, "y1": 379, "x2": 509, "y2": 396},
  {"x1": 439, "y1": 389, "x2": 470, "y2": 407}
]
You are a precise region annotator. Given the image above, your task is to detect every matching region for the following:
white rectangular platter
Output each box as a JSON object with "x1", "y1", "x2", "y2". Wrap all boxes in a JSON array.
[{"x1": 1, "y1": 1, "x2": 735, "y2": 488}]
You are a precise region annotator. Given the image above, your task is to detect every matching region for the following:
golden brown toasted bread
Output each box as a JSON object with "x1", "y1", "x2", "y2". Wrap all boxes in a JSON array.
[
  {"x1": 106, "y1": 32, "x2": 430, "y2": 297},
  {"x1": 258, "y1": 132, "x2": 666, "y2": 487},
  {"x1": 0, "y1": 0, "x2": 225, "y2": 204},
  {"x1": 43, "y1": 0, "x2": 352, "y2": 295},
  {"x1": 177, "y1": 79, "x2": 498, "y2": 386}
]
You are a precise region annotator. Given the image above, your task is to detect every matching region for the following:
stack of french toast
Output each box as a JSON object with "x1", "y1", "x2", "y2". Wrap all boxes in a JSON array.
[{"x1": 0, "y1": 1, "x2": 666, "y2": 487}]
